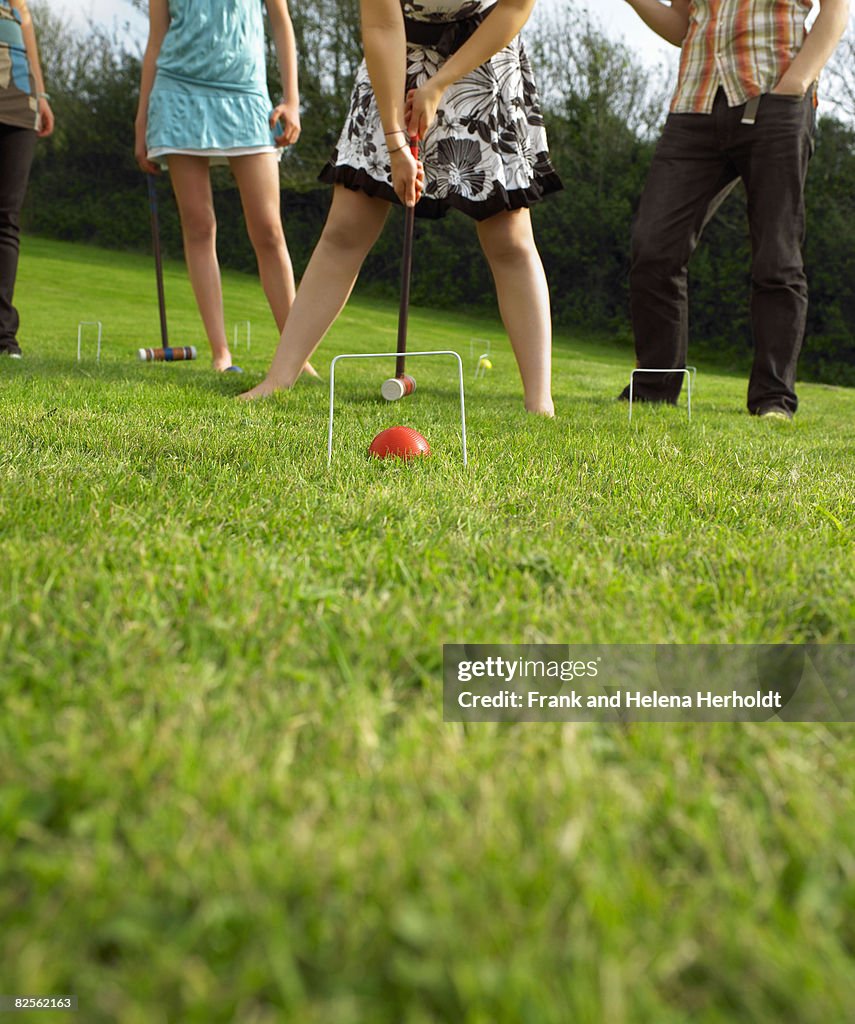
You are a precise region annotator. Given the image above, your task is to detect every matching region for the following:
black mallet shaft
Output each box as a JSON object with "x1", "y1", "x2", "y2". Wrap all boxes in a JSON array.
[
  {"x1": 147, "y1": 174, "x2": 169, "y2": 350},
  {"x1": 382, "y1": 138, "x2": 420, "y2": 402}
]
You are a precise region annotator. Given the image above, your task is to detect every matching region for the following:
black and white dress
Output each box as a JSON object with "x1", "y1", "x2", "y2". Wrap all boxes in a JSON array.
[{"x1": 319, "y1": 0, "x2": 562, "y2": 220}]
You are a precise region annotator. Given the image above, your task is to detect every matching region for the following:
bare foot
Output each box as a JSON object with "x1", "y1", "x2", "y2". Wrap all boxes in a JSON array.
[
  {"x1": 237, "y1": 362, "x2": 321, "y2": 399},
  {"x1": 213, "y1": 350, "x2": 234, "y2": 372},
  {"x1": 238, "y1": 377, "x2": 283, "y2": 401},
  {"x1": 526, "y1": 403, "x2": 555, "y2": 417}
]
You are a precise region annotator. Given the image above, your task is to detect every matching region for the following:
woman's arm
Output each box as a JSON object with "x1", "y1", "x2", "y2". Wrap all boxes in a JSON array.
[
  {"x1": 265, "y1": 0, "x2": 301, "y2": 146},
  {"x1": 12, "y1": 0, "x2": 54, "y2": 137},
  {"x1": 772, "y1": 0, "x2": 850, "y2": 95},
  {"x1": 135, "y1": 0, "x2": 170, "y2": 173},
  {"x1": 361, "y1": 0, "x2": 422, "y2": 207},
  {"x1": 622, "y1": 0, "x2": 690, "y2": 48},
  {"x1": 405, "y1": 0, "x2": 557, "y2": 138}
]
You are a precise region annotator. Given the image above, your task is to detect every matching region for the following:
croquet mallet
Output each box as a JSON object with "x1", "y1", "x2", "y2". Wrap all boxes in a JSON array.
[
  {"x1": 381, "y1": 137, "x2": 420, "y2": 401},
  {"x1": 138, "y1": 174, "x2": 197, "y2": 363}
]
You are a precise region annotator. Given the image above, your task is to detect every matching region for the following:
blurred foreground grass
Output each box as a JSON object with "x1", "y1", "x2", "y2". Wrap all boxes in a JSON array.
[{"x1": 0, "y1": 237, "x2": 852, "y2": 1022}]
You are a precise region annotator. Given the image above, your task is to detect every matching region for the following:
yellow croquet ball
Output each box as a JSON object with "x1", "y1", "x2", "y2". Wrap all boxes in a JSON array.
[{"x1": 479, "y1": 357, "x2": 492, "y2": 370}]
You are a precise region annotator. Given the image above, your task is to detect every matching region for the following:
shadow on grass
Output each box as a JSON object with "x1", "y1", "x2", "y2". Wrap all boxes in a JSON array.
[
  {"x1": 1, "y1": 356, "x2": 274, "y2": 399},
  {"x1": 5, "y1": 352, "x2": 801, "y2": 424}
]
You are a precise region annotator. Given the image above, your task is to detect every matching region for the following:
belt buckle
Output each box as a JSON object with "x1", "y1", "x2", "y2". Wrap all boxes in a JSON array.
[{"x1": 741, "y1": 96, "x2": 761, "y2": 125}]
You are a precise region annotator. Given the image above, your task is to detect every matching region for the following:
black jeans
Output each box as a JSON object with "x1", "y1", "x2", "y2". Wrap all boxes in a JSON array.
[
  {"x1": 627, "y1": 88, "x2": 816, "y2": 414},
  {"x1": 0, "y1": 123, "x2": 37, "y2": 354}
]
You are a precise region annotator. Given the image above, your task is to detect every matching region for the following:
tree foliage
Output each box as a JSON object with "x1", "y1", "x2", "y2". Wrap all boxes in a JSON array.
[{"x1": 826, "y1": 25, "x2": 855, "y2": 123}]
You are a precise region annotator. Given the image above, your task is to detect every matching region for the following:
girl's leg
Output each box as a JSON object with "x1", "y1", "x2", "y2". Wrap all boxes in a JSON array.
[
  {"x1": 228, "y1": 153, "x2": 295, "y2": 326},
  {"x1": 240, "y1": 186, "x2": 390, "y2": 399},
  {"x1": 228, "y1": 152, "x2": 315, "y2": 376},
  {"x1": 167, "y1": 154, "x2": 232, "y2": 371},
  {"x1": 476, "y1": 208, "x2": 554, "y2": 415}
]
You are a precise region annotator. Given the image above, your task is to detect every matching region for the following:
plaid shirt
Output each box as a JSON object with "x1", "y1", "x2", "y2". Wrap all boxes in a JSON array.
[{"x1": 672, "y1": 0, "x2": 814, "y2": 113}]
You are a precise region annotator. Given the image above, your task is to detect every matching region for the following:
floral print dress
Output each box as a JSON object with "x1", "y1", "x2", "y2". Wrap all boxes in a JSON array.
[{"x1": 319, "y1": 0, "x2": 562, "y2": 220}]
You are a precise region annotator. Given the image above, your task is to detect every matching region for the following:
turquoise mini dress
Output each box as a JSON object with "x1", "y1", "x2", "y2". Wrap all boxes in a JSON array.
[{"x1": 146, "y1": 0, "x2": 278, "y2": 164}]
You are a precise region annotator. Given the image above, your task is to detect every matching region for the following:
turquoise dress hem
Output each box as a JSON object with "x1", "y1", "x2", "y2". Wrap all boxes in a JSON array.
[{"x1": 147, "y1": 73, "x2": 276, "y2": 155}]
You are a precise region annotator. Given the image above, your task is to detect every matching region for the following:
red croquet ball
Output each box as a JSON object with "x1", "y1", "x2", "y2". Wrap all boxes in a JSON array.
[{"x1": 369, "y1": 426, "x2": 431, "y2": 460}]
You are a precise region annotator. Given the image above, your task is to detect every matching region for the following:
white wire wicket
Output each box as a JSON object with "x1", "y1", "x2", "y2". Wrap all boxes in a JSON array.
[
  {"x1": 469, "y1": 337, "x2": 492, "y2": 374},
  {"x1": 232, "y1": 321, "x2": 251, "y2": 351},
  {"x1": 328, "y1": 350, "x2": 468, "y2": 467},
  {"x1": 77, "y1": 321, "x2": 102, "y2": 362},
  {"x1": 628, "y1": 367, "x2": 695, "y2": 423}
]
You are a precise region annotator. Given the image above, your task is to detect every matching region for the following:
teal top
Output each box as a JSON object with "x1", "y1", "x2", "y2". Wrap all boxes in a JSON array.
[
  {"x1": 147, "y1": 0, "x2": 277, "y2": 157},
  {"x1": 0, "y1": 0, "x2": 38, "y2": 130}
]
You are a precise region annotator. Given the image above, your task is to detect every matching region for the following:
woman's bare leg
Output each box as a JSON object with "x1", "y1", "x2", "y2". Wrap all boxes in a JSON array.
[
  {"x1": 167, "y1": 154, "x2": 232, "y2": 371},
  {"x1": 240, "y1": 186, "x2": 390, "y2": 399},
  {"x1": 476, "y1": 208, "x2": 554, "y2": 415},
  {"x1": 228, "y1": 152, "x2": 316, "y2": 376}
]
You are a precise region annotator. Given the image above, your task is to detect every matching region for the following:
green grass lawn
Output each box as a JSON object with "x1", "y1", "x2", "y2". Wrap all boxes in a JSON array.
[{"x1": 1, "y1": 236, "x2": 854, "y2": 1023}]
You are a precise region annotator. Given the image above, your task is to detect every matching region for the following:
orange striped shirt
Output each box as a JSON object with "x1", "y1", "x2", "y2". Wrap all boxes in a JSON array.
[{"x1": 672, "y1": 0, "x2": 814, "y2": 113}]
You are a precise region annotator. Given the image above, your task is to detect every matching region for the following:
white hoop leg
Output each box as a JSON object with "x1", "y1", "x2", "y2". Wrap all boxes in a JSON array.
[
  {"x1": 232, "y1": 321, "x2": 251, "y2": 351},
  {"x1": 328, "y1": 350, "x2": 467, "y2": 467},
  {"x1": 628, "y1": 368, "x2": 693, "y2": 423},
  {"x1": 469, "y1": 337, "x2": 492, "y2": 373},
  {"x1": 77, "y1": 321, "x2": 102, "y2": 363}
]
